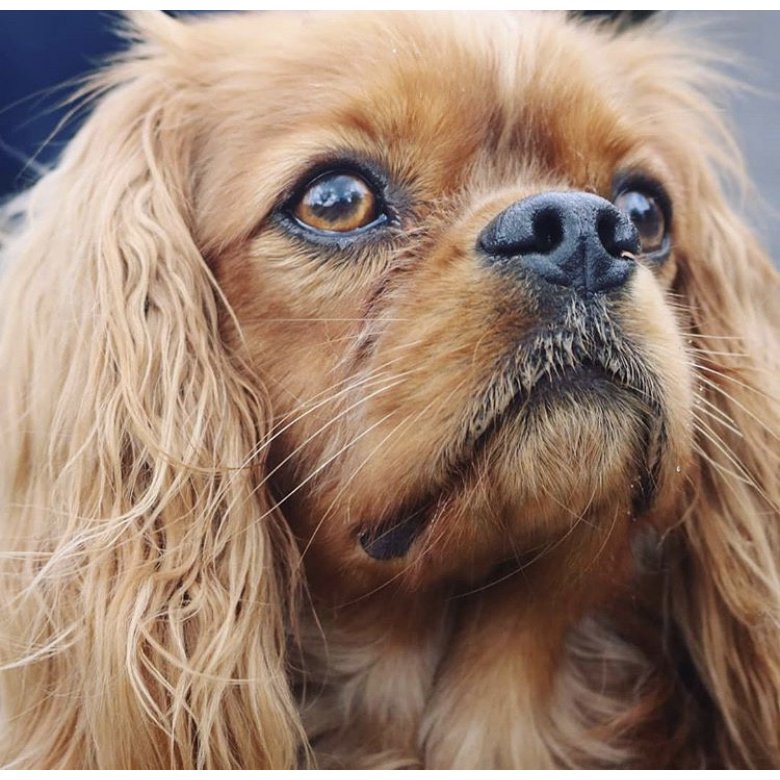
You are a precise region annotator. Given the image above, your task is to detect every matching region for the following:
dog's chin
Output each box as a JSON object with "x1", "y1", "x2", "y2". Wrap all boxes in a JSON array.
[{"x1": 357, "y1": 373, "x2": 661, "y2": 587}]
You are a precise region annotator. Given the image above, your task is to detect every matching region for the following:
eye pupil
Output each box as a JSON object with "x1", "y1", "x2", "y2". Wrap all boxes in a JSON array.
[
  {"x1": 614, "y1": 189, "x2": 667, "y2": 255},
  {"x1": 307, "y1": 176, "x2": 360, "y2": 216},
  {"x1": 293, "y1": 172, "x2": 380, "y2": 233}
]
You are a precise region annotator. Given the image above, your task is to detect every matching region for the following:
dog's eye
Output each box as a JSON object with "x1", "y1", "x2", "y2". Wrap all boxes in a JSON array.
[
  {"x1": 613, "y1": 188, "x2": 668, "y2": 256},
  {"x1": 292, "y1": 172, "x2": 382, "y2": 234}
]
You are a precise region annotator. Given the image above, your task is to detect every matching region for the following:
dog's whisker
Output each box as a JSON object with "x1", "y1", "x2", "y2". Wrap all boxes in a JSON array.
[
  {"x1": 226, "y1": 378, "x2": 412, "y2": 515},
  {"x1": 253, "y1": 411, "x2": 399, "y2": 537},
  {"x1": 693, "y1": 360, "x2": 780, "y2": 397},
  {"x1": 679, "y1": 331, "x2": 746, "y2": 341},
  {"x1": 276, "y1": 338, "x2": 464, "y2": 432},
  {"x1": 691, "y1": 367, "x2": 780, "y2": 438},
  {"x1": 233, "y1": 357, "x2": 434, "y2": 472},
  {"x1": 297, "y1": 412, "x2": 413, "y2": 565},
  {"x1": 327, "y1": 382, "x2": 473, "y2": 607},
  {"x1": 692, "y1": 414, "x2": 778, "y2": 508},
  {"x1": 694, "y1": 396, "x2": 744, "y2": 438},
  {"x1": 688, "y1": 347, "x2": 752, "y2": 359},
  {"x1": 301, "y1": 377, "x2": 470, "y2": 569},
  {"x1": 241, "y1": 317, "x2": 411, "y2": 322},
  {"x1": 277, "y1": 352, "x2": 414, "y2": 413},
  {"x1": 330, "y1": 335, "x2": 426, "y2": 375}
]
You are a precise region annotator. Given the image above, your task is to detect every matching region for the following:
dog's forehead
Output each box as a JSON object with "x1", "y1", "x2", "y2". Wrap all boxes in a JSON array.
[
  {"x1": 192, "y1": 11, "x2": 669, "y2": 245},
  {"x1": 215, "y1": 11, "x2": 638, "y2": 179}
]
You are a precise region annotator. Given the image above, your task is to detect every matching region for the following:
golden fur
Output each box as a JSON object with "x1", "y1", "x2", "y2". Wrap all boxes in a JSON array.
[{"x1": 1, "y1": 11, "x2": 779, "y2": 768}]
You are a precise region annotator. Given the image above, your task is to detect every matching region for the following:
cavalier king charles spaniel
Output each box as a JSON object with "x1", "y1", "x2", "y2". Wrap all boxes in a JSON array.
[{"x1": 1, "y1": 10, "x2": 779, "y2": 769}]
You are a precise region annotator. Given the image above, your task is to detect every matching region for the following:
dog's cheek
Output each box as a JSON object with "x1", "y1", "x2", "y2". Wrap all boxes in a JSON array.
[
  {"x1": 334, "y1": 246, "x2": 529, "y2": 488},
  {"x1": 216, "y1": 238, "x2": 375, "y2": 430},
  {"x1": 616, "y1": 265, "x2": 695, "y2": 506}
]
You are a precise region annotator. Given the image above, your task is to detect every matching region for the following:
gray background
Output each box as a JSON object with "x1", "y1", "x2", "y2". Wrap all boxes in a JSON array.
[{"x1": 679, "y1": 11, "x2": 780, "y2": 262}]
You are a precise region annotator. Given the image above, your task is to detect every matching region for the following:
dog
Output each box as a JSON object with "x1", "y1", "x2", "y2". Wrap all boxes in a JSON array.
[{"x1": 1, "y1": 10, "x2": 779, "y2": 769}]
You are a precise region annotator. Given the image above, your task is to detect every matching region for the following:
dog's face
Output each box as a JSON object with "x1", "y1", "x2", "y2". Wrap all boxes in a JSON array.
[{"x1": 189, "y1": 12, "x2": 698, "y2": 595}]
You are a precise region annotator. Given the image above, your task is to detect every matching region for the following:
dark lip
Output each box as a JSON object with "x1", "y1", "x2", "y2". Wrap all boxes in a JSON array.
[
  {"x1": 460, "y1": 324, "x2": 665, "y2": 516},
  {"x1": 358, "y1": 501, "x2": 433, "y2": 561},
  {"x1": 467, "y1": 356, "x2": 628, "y2": 453},
  {"x1": 519, "y1": 359, "x2": 617, "y2": 401}
]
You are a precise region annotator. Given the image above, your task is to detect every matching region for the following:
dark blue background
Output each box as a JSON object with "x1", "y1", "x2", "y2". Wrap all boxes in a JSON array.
[
  {"x1": 0, "y1": 11, "x2": 210, "y2": 197},
  {"x1": 0, "y1": 11, "x2": 127, "y2": 195}
]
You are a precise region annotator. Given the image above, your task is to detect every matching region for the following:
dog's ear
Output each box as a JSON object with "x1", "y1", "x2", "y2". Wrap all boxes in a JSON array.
[
  {"x1": 647, "y1": 63, "x2": 780, "y2": 762},
  {"x1": 0, "y1": 14, "x2": 304, "y2": 768},
  {"x1": 671, "y1": 186, "x2": 780, "y2": 767},
  {"x1": 602, "y1": 33, "x2": 780, "y2": 764}
]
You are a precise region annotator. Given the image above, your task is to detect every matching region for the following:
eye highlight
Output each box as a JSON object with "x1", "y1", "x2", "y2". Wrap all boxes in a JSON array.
[
  {"x1": 292, "y1": 172, "x2": 383, "y2": 234},
  {"x1": 614, "y1": 190, "x2": 665, "y2": 254},
  {"x1": 612, "y1": 176, "x2": 671, "y2": 259}
]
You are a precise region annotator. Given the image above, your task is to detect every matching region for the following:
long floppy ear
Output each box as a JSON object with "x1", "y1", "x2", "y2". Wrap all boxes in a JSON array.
[
  {"x1": 0, "y1": 13, "x2": 304, "y2": 768},
  {"x1": 670, "y1": 146, "x2": 780, "y2": 766},
  {"x1": 604, "y1": 29, "x2": 780, "y2": 764}
]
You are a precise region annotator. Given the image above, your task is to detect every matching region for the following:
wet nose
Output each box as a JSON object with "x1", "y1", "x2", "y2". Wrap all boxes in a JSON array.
[{"x1": 477, "y1": 192, "x2": 639, "y2": 294}]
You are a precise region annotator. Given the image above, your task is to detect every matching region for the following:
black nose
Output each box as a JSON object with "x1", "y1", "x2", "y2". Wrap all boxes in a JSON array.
[{"x1": 478, "y1": 192, "x2": 639, "y2": 294}]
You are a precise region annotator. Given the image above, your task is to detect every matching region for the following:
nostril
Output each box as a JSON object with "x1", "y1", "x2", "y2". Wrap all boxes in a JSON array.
[
  {"x1": 597, "y1": 209, "x2": 621, "y2": 257},
  {"x1": 531, "y1": 209, "x2": 563, "y2": 255},
  {"x1": 597, "y1": 206, "x2": 640, "y2": 257}
]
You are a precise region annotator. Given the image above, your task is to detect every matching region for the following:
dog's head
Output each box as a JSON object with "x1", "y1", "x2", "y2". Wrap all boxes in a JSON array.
[
  {"x1": 1, "y1": 11, "x2": 778, "y2": 769},
  {"x1": 186, "y1": 11, "x2": 700, "y2": 592}
]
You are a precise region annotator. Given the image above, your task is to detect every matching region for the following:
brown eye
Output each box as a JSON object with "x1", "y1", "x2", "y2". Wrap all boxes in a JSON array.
[
  {"x1": 292, "y1": 172, "x2": 381, "y2": 233},
  {"x1": 613, "y1": 189, "x2": 668, "y2": 255}
]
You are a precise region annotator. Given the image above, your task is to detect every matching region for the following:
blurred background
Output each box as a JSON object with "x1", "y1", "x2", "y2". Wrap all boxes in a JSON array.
[{"x1": 1, "y1": 11, "x2": 778, "y2": 259}]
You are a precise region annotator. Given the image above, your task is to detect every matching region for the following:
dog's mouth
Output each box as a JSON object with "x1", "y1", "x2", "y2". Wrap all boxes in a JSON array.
[
  {"x1": 359, "y1": 306, "x2": 665, "y2": 562},
  {"x1": 462, "y1": 309, "x2": 654, "y2": 449}
]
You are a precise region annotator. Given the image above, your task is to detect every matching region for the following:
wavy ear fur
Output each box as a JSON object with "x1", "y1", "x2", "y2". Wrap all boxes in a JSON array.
[
  {"x1": 544, "y1": 35, "x2": 780, "y2": 768},
  {"x1": 600, "y1": 32, "x2": 780, "y2": 766},
  {"x1": 671, "y1": 187, "x2": 780, "y2": 767},
  {"x1": 0, "y1": 14, "x2": 303, "y2": 769}
]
